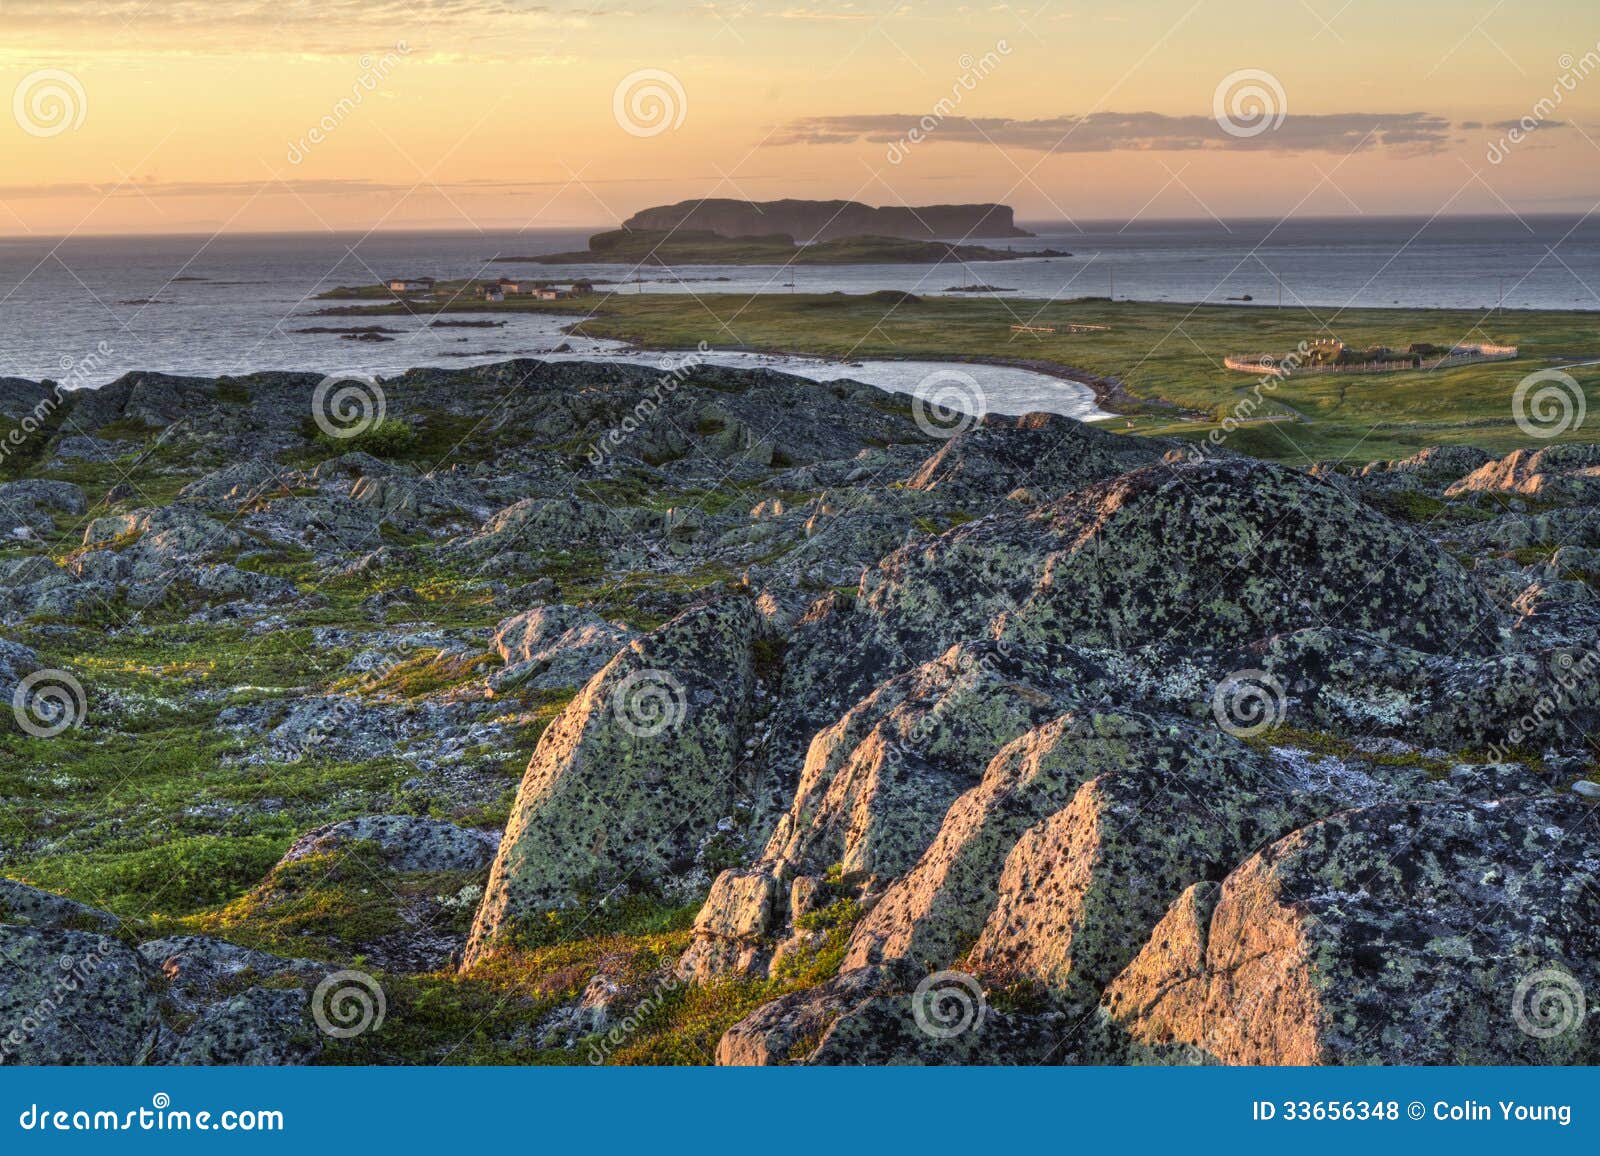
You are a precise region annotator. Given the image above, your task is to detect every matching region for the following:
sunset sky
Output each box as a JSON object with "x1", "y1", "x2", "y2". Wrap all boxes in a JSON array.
[{"x1": 2, "y1": 0, "x2": 1598, "y2": 235}]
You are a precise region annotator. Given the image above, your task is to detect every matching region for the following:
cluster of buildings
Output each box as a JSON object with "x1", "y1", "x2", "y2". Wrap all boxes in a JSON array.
[
  {"x1": 383, "y1": 276, "x2": 595, "y2": 303},
  {"x1": 1226, "y1": 336, "x2": 1519, "y2": 376}
]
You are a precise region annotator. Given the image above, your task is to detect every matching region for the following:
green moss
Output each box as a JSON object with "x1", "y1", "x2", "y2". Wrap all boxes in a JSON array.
[
  {"x1": 213, "y1": 380, "x2": 252, "y2": 405},
  {"x1": 320, "y1": 419, "x2": 417, "y2": 458},
  {"x1": 14, "y1": 834, "x2": 288, "y2": 920},
  {"x1": 180, "y1": 843, "x2": 483, "y2": 960},
  {"x1": 777, "y1": 897, "x2": 863, "y2": 984},
  {"x1": 501, "y1": 894, "x2": 699, "y2": 952}
]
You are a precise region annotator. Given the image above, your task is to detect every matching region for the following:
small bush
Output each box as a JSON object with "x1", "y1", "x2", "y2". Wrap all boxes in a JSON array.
[{"x1": 319, "y1": 418, "x2": 417, "y2": 458}]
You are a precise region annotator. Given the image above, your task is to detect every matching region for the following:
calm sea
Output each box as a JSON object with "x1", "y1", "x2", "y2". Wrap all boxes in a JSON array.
[{"x1": 1, "y1": 215, "x2": 1594, "y2": 398}]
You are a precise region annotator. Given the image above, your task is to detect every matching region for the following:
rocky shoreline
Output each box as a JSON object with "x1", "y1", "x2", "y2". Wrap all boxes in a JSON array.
[{"x1": 0, "y1": 359, "x2": 1596, "y2": 1064}]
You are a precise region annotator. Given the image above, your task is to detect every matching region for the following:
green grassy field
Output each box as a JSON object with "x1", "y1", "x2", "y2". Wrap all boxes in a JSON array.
[
  {"x1": 567, "y1": 293, "x2": 1600, "y2": 465},
  {"x1": 314, "y1": 287, "x2": 1600, "y2": 465}
]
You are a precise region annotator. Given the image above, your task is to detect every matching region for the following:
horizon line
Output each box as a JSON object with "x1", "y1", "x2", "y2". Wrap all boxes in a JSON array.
[{"x1": 2, "y1": 207, "x2": 1597, "y2": 243}]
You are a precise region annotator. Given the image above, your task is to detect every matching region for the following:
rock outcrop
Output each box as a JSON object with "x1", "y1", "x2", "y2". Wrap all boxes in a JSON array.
[
  {"x1": 1102, "y1": 797, "x2": 1600, "y2": 1065},
  {"x1": 467, "y1": 598, "x2": 773, "y2": 961}
]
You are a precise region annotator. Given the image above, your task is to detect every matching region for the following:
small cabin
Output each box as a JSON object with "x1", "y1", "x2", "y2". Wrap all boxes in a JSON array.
[
  {"x1": 387, "y1": 277, "x2": 435, "y2": 293},
  {"x1": 535, "y1": 287, "x2": 566, "y2": 301},
  {"x1": 478, "y1": 285, "x2": 505, "y2": 302}
]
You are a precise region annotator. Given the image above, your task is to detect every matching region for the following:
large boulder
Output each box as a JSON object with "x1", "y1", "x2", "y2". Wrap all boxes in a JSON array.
[
  {"x1": 1101, "y1": 796, "x2": 1600, "y2": 1064},
  {"x1": 489, "y1": 604, "x2": 636, "y2": 692},
  {"x1": 0, "y1": 879, "x2": 120, "y2": 933},
  {"x1": 466, "y1": 598, "x2": 772, "y2": 962},
  {"x1": 842, "y1": 711, "x2": 1240, "y2": 975},
  {"x1": 857, "y1": 458, "x2": 1500, "y2": 664},
  {"x1": 276, "y1": 816, "x2": 500, "y2": 874},
  {"x1": 0, "y1": 480, "x2": 87, "y2": 537},
  {"x1": 905, "y1": 412, "x2": 1169, "y2": 502},
  {"x1": 678, "y1": 640, "x2": 1111, "y2": 982},
  {"x1": 0, "y1": 926, "x2": 161, "y2": 1064}
]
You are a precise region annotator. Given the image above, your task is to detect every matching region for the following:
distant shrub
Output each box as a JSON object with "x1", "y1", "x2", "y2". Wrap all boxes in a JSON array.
[{"x1": 320, "y1": 418, "x2": 417, "y2": 457}]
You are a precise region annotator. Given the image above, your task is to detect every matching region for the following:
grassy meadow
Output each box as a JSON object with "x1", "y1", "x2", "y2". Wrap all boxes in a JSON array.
[{"x1": 320, "y1": 287, "x2": 1600, "y2": 465}]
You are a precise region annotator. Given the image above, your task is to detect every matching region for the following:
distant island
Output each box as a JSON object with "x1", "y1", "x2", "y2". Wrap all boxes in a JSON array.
[
  {"x1": 500, "y1": 227, "x2": 1066, "y2": 267},
  {"x1": 617, "y1": 198, "x2": 1032, "y2": 241}
]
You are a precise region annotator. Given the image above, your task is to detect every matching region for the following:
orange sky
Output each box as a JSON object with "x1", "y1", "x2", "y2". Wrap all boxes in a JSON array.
[{"x1": 2, "y1": 1, "x2": 1598, "y2": 235}]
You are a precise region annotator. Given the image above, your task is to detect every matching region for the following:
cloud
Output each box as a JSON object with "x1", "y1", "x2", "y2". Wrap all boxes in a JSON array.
[
  {"x1": 1483, "y1": 117, "x2": 1566, "y2": 131},
  {"x1": 770, "y1": 110, "x2": 1456, "y2": 154},
  {"x1": 0, "y1": 176, "x2": 685, "y2": 201}
]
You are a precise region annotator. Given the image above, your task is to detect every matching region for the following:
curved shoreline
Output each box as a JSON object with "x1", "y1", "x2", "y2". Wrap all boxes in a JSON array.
[{"x1": 558, "y1": 321, "x2": 1124, "y2": 419}]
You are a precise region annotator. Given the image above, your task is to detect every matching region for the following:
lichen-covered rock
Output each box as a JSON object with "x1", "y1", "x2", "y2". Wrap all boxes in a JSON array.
[
  {"x1": 160, "y1": 987, "x2": 321, "y2": 1066},
  {"x1": 905, "y1": 411, "x2": 1169, "y2": 502},
  {"x1": 720, "y1": 959, "x2": 1063, "y2": 1065},
  {"x1": 466, "y1": 598, "x2": 771, "y2": 962},
  {"x1": 0, "y1": 879, "x2": 120, "y2": 932},
  {"x1": 858, "y1": 458, "x2": 1500, "y2": 663},
  {"x1": 1446, "y1": 443, "x2": 1600, "y2": 502},
  {"x1": 680, "y1": 640, "x2": 1110, "y2": 982},
  {"x1": 715, "y1": 966, "x2": 898, "y2": 1064},
  {"x1": 966, "y1": 719, "x2": 1315, "y2": 1005},
  {"x1": 1101, "y1": 797, "x2": 1600, "y2": 1065},
  {"x1": 243, "y1": 496, "x2": 384, "y2": 555},
  {"x1": 79, "y1": 504, "x2": 245, "y2": 579},
  {"x1": 489, "y1": 604, "x2": 636, "y2": 692},
  {"x1": 448, "y1": 497, "x2": 662, "y2": 563},
  {"x1": 136, "y1": 935, "x2": 324, "y2": 1010},
  {"x1": 1353, "y1": 445, "x2": 1492, "y2": 491},
  {"x1": 0, "y1": 926, "x2": 161, "y2": 1064},
  {"x1": 0, "y1": 638, "x2": 41, "y2": 711},
  {"x1": 1256, "y1": 627, "x2": 1600, "y2": 754},
  {"x1": 1455, "y1": 505, "x2": 1600, "y2": 552},
  {"x1": 805, "y1": 986, "x2": 1062, "y2": 1065},
  {"x1": 843, "y1": 710, "x2": 1227, "y2": 974},
  {"x1": 277, "y1": 816, "x2": 500, "y2": 874},
  {"x1": 179, "y1": 457, "x2": 292, "y2": 505},
  {"x1": 0, "y1": 479, "x2": 87, "y2": 536}
]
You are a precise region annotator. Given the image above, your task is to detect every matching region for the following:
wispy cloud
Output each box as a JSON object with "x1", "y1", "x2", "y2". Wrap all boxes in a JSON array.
[
  {"x1": 771, "y1": 111, "x2": 1456, "y2": 154},
  {"x1": 0, "y1": 176, "x2": 698, "y2": 202}
]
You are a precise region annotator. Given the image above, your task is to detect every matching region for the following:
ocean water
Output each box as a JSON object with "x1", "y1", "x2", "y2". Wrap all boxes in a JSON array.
[{"x1": 1, "y1": 215, "x2": 1594, "y2": 417}]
